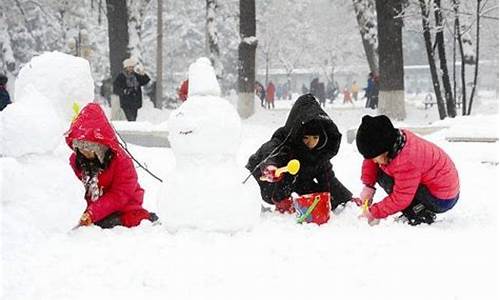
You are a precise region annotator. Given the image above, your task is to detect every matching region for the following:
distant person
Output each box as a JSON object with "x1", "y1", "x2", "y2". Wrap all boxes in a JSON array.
[
  {"x1": 309, "y1": 77, "x2": 320, "y2": 99},
  {"x1": 0, "y1": 74, "x2": 12, "y2": 111},
  {"x1": 318, "y1": 81, "x2": 326, "y2": 108},
  {"x1": 255, "y1": 81, "x2": 266, "y2": 107},
  {"x1": 326, "y1": 81, "x2": 335, "y2": 102},
  {"x1": 276, "y1": 83, "x2": 283, "y2": 100},
  {"x1": 351, "y1": 81, "x2": 360, "y2": 101},
  {"x1": 99, "y1": 77, "x2": 113, "y2": 106},
  {"x1": 354, "y1": 115, "x2": 460, "y2": 226},
  {"x1": 113, "y1": 58, "x2": 150, "y2": 121},
  {"x1": 266, "y1": 81, "x2": 276, "y2": 109},
  {"x1": 178, "y1": 79, "x2": 189, "y2": 102},
  {"x1": 342, "y1": 87, "x2": 353, "y2": 105},
  {"x1": 66, "y1": 103, "x2": 158, "y2": 229}
]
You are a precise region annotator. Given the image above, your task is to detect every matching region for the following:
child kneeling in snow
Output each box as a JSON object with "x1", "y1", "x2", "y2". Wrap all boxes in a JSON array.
[
  {"x1": 354, "y1": 115, "x2": 460, "y2": 226},
  {"x1": 66, "y1": 103, "x2": 158, "y2": 228},
  {"x1": 246, "y1": 93, "x2": 352, "y2": 213}
]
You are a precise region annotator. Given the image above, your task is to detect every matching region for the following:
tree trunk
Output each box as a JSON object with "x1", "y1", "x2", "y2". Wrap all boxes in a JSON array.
[
  {"x1": 419, "y1": 0, "x2": 446, "y2": 120},
  {"x1": 467, "y1": 0, "x2": 481, "y2": 115},
  {"x1": 454, "y1": 0, "x2": 467, "y2": 115},
  {"x1": 155, "y1": 0, "x2": 163, "y2": 109},
  {"x1": 435, "y1": 0, "x2": 456, "y2": 117},
  {"x1": 375, "y1": 0, "x2": 406, "y2": 120},
  {"x1": 352, "y1": 0, "x2": 379, "y2": 74},
  {"x1": 237, "y1": 0, "x2": 257, "y2": 119},
  {"x1": 207, "y1": 0, "x2": 222, "y2": 80},
  {"x1": 106, "y1": 0, "x2": 129, "y2": 80}
]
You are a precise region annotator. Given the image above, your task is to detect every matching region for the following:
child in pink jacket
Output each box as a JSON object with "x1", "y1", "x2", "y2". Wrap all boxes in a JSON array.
[{"x1": 354, "y1": 115, "x2": 460, "y2": 225}]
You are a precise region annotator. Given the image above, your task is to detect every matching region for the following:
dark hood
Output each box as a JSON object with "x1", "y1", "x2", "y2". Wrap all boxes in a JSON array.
[{"x1": 281, "y1": 94, "x2": 341, "y2": 162}]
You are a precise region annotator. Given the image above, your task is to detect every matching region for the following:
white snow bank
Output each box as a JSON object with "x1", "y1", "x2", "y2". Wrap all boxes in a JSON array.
[
  {"x1": 14, "y1": 51, "x2": 94, "y2": 121},
  {"x1": 0, "y1": 88, "x2": 64, "y2": 156}
]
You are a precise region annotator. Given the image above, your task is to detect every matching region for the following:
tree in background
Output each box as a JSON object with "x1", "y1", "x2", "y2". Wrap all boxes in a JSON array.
[
  {"x1": 206, "y1": 0, "x2": 222, "y2": 79},
  {"x1": 106, "y1": 0, "x2": 129, "y2": 81},
  {"x1": 352, "y1": 0, "x2": 379, "y2": 74},
  {"x1": 375, "y1": 0, "x2": 406, "y2": 120},
  {"x1": 238, "y1": 0, "x2": 257, "y2": 119}
]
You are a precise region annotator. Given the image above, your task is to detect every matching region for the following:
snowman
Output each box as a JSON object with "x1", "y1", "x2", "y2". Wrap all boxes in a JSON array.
[
  {"x1": 1, "y1": 51, "x2": 94, "y2": 237},
  {"x1": 158, "y1": 57, "x2": 260, "y2": 232}
]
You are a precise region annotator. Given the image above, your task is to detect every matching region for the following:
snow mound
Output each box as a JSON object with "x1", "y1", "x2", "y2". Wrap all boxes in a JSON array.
[
  {"x1": 14, "y1": 51, "x2": 94, "y2": 121},
  {"x1": 0, "y1": 88, "x2": 64, "y2": 156}
]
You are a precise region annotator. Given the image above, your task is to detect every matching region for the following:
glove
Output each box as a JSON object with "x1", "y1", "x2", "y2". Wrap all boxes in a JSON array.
[
  {"x1": 274, "y1": 197, "x2": 295, "y2": 214},
  {"x1": 79, "y1": 211, "x2": 93, "y2": 226},
  {"x1": 353, "y1": 186, "x2": 376, "y2": 206},
  {"x1": 260, "y1": 165, "x2": 283, "y2": 182},
  {"x1": 134, "y1": 64, "x2": 145, "y2": 75}
]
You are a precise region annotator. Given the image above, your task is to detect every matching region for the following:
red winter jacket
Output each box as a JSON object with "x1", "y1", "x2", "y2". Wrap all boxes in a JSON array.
[
  {"x1": 362, "y1": 130, "x2": 460, "y2": 219},
  {"x1": 65, "y1": 103, "x2": 145, "y2": 223},
  {"x1": 178, "y1": 79, "x2": 188, "y2": 102}
]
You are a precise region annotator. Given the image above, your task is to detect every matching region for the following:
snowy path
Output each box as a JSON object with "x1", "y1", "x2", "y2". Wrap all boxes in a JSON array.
[{"x1": 2, "y1": 102, "x2": 499, "y2": 300}]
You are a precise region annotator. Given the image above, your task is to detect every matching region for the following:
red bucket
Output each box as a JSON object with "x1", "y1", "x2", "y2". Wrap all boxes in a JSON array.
[{"x1": 293, "y1": 192, "x2": 331, "y2": 225}]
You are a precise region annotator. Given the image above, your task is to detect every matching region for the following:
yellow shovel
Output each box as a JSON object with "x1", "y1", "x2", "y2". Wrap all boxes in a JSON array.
[{"x1": 275, "y1": 159, "x2": 301, "y2": 177}]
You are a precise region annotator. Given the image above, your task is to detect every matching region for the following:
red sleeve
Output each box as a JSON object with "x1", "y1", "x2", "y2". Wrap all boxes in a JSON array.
[
  {"x1": 370, "y1": 161, "x2": 421, "y2": 219},
  {"x1": 87, "y1": 155, "x2": 139, "y2": 223},
  {"x1": 360, "y1": 159, "x2": 378, "y2": 187}
]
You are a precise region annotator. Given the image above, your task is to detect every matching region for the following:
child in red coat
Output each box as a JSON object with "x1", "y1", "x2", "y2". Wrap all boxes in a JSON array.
[
  {"x1": 354, "y1": 115, "x2": 460, "y2": 225},
  {"x1": 66, "y1": 103, "x2": 158, "y2": 228}
]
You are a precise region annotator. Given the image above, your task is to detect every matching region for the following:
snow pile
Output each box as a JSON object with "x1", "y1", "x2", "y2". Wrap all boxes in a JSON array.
[
  {"x1": 0, "y1": 52, "x2": 94, "y2": 157},
  {"x1": 14, "y1": 51, "x2": 94, "y2": 121},
  {"x1": 159, "y1": 57, "x2": 260, "y2": 232},
  {"x1": 0, "y1": 87, "x2": 63, "y2": 156}
]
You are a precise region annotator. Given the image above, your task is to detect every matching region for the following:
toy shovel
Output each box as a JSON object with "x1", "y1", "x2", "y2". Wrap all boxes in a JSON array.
[{"x1": 275, "y1": 159, "x2": 301, "y2": 176}]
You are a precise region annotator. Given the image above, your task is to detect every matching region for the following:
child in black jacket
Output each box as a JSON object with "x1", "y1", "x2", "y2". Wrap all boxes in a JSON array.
[{"x1": 246, "y1": 94, "x2": 352, "y2": 213}]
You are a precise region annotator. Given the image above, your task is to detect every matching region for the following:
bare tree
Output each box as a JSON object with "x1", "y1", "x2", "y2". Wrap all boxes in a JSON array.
[
  {"x1": 467, "y1": 0, "x2": 482, "y2": 115},
  {"x1": 375, "y1": 0, "x2": 406, "y2": 120},
  {"x1": 155, "y1": 0, "x2": 163, "y2": 109},
  {"x1": 207, "y1": 0, "x2": 223, "y2": 79},
  {"x1": 352, "y1": 0, "x2": 379, "y2": 74},
  {"x1": 237, "y1": 0, "x2": 257, "y2": 119},
  {"x1": 434, "y1": 0, "x2": 457, "y2": 117},
  {"x1": 419, "y1": 0, "x2": 447, "y2": 119}
]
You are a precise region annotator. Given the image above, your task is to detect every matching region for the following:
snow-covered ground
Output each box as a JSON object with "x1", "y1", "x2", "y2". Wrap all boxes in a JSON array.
[{"x1": 2, "y1": 93, "x2": 499, "y2": 299}]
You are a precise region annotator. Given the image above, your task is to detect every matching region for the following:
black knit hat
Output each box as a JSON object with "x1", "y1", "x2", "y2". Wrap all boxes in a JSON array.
[
  {"x1": 356, "y1": 115, "x2": 398, "y2": 159},
  {"x1": 301, "y1": 119, "x2": 323, "y2": 136}
]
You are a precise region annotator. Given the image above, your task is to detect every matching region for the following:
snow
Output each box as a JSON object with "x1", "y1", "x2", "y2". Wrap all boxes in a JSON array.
[
  {"x1": 14, "y1": 51, "x2": 94, "y2": 121},
  {"x1": 0, "y1": 52, "x2": 94, "y2": 157},
  {"x1": 2, "y1": 80, "x2": 499, "y2": 298},
  {"x1": 187, "y1": 57, "x2": 221, "y2": 97},
  {"x1": 159, "y1": 58, "x2": 260, "y2": 232}
]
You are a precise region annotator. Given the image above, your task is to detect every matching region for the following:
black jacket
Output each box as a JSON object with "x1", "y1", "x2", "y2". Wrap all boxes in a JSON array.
[
  {"x1": 246, "y1": 94, "x2": 352, "y2": 208},
  {"x1": 113, "y1": 72, "x2": 150, "y2": 109},
  {"x1": 0, "y1": 85, "x2": 11, "y2": 111}
]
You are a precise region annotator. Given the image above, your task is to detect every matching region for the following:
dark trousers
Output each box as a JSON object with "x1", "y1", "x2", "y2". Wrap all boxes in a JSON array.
[
  {"x1": 122, "y1": 107, "x2": 138, "y2": 121},
  {"x1": 377, "y1": 170, "x2": 458, "y2": 214}
]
